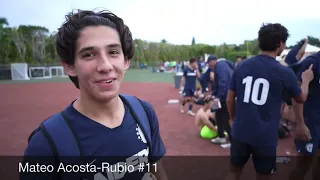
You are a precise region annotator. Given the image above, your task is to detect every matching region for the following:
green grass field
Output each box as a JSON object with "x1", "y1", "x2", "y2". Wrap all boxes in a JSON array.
[{"x1": 0, "y1": 69, "x2": 175, "y2": 84}]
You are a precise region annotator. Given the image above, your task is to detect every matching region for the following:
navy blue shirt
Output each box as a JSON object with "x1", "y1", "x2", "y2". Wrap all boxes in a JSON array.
[
  {"x1": 183, "y1": 66, "x2": 197, "y2": 90},
  {"x1": 22, "y1": 99, "x2": 166, "y2": 180},
  {"x1": 200, "y1": 68, "x2": 213, "y2": 87},
  {"x1": 212, "y1": 60, "x2": 234, "y2": 101},
  {"x1": 229, "y1": 55, "x2": 302, "y2": 147},
  {"x1": 296, "y1": 52, "x2": 320, "y2": 136}
]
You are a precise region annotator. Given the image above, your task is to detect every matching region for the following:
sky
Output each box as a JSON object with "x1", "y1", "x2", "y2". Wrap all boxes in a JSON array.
[{"x1": 1, "y1": 0, "x2": 320, "y2": 46}]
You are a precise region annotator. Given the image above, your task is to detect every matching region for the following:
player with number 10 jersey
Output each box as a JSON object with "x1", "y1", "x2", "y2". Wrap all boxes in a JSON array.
[
  {"x1": 229, "y1": 55, "x2": 302, "y2": 147},
  {"x1": 224, "y1": 23, "x2": 312, "y2": 180}
]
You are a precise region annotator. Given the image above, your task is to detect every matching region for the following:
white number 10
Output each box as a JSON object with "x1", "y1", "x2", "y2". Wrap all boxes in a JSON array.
[{"x1": 242, "y1": 76, "x2": 270, "y2": 105}]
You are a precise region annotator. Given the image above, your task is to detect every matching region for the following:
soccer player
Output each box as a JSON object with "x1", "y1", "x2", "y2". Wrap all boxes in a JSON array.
[
  {"x1": 180, "y1": 58, "x2": 201, "y2": 115},
  {"x1": 235, "y1": 56, "x2": 242, "y2": 67},
  {"x1": 225, "y1": 23, "x2": 314, "y2": 180},
  {"x1": 22, "y1": 9, "x2": 167, "y2": 180},
  {"x1": 289, "y1": 51, "x2": 320, "y2": 180},
  {"x1": 207, "y1": 56, "x2": 234, "y2": 149},
  {"x1": 199, "y1": 57, "x2": 215, "y2": 95}
]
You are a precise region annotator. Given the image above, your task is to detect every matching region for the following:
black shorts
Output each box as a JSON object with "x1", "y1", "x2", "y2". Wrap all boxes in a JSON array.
[
  {"x1": 182, "y1": 89, "x2": 196, "y2": 97},
  {"x1": 231, "y1": 138, "x2": 276, "y2": 175}
]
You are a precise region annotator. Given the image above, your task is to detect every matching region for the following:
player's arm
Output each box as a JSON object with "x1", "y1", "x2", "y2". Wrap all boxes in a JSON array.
[
  {"x1": 200, "y1": 114, "x2": 217, "y2": 131},
  {"x1": 180, "y1": 69, "x2": 188, "y2": 89},
  {"x1": 296, "y1": 39, "x2": 308, "y2": 61},
  {"x1": 142, "y1": 101, "x2": 168, "y2": 180},
  {"x1": 206, "y1": 71, "x2": 214, "y2": 93},
  {"x1": 210, "y1": 71, "x2": 214, "y2": 82},
  {"x1": 195, "y1": 64, "x2": 201, "y2": 78},
  {"x1": 226, "y1": 71, "x2": 237, "y2": 121}
]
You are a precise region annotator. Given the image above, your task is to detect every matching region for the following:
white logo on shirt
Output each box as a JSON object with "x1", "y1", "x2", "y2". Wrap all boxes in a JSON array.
[
  {"x1": 305, "y1": 143, "x2": 313, "y2": 153},
  {"x1": 136, "y1": 124, "x2": 147, "y2": 144}
]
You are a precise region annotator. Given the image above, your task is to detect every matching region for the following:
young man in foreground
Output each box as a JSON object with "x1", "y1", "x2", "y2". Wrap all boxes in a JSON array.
[
  {"x1": 22, "y1": 9, "x2": 167, "y2": 180},
  {"x1": 180, "y1": 58, "x2": 200, "y2": 115},
  {"x1": 225, "y1": 23, "x2": 314, "y2": 180}
]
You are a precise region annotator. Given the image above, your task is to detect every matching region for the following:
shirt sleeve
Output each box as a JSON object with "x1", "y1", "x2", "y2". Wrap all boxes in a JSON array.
[{"x1": 20, "y1": 129, "x2": 57, "y2": 180}]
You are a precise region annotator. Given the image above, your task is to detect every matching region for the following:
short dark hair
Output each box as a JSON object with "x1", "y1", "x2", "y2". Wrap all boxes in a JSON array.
[
  {"x1": 55, "y1": 9, "x2": 135, "y2": 88},
  {"x1": 189, "y1": 58, "x2": 197, "y2": 64},
  {"x1": 242, "y1": 56, "x2": 247, "y2": 59},
  {"x1": 258, "y1": 23, "x2": 289, "y2": 51},
  {"x1": 203, "y1": 95, "x2": 213, "y2": 104},
  {"x1": 207, "y1": 55, "x2": 218, "y2": 63},
  {"x1": 236, "y1": 56, "x2": 242, "y2": 59}
]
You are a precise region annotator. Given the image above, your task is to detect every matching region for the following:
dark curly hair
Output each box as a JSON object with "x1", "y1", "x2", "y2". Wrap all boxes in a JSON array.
[
  {"x1": 55, "y1": 9, "x2": 135, "y2": 88},
  {"x1": 258, "y1": 23, "x2": 289, "y2": 51}
]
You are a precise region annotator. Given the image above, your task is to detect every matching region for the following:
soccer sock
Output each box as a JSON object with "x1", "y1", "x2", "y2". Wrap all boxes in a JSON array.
[{"x1": 188, "y1": 104, "x2": 193, "y2": 111}]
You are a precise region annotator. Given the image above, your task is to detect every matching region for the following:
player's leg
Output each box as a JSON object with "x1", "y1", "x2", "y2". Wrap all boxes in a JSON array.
[
  {"x1": 313, "y1": 149, "x2": 320, "y2": 180},
  {"x1": 180, "y1": 90, "x2": 189, "y2": 113},
  {"x1": 224, "y1": 138, "x2": 251, "y2": 180},
  {"x1": 186, "y1": 90, "x2": 196, "y2": 116},
  {"x1": 251, "y1": 145, "x2": 277, "y2": 180},
  {"x1": 212, "y1": 101, "x2": 231, "y2": 145},
  {"x1": 289, "y1": 138, "x2": 318, "y2": 180},
  {"x1": 290, "y1": 112, "x2": 319, "y2": 180}
]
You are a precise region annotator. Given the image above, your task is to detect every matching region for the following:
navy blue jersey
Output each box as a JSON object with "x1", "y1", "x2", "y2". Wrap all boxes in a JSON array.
[
  {"x1": 183, "y1": 65, "x2": 197, "y2": 90},
  {"x1": 296, "y1": 52, "x2": 320, "y2": 137},
  {"x1": 229, "y1": 55, "x2": 302, "y2": 147},
  {"x1": 200, "y1": 68, "x2": 213, "y2": 86},
  {"x1": 296, "y1": 52, "x2": 320, "y2": 111},
  {"x1": 23, "y1": 100, "x2": 166, "y2": 180}
]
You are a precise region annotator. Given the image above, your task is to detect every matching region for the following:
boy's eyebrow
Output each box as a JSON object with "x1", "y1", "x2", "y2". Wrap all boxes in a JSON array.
[{"x1": 77, "y1": 43, "x2": 122, "y2": 54}]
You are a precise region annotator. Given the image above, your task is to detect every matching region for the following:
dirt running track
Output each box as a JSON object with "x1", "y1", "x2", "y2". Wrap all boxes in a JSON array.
[{"x1": 0, "y1": 82, "x2": 312, "y2": 179}]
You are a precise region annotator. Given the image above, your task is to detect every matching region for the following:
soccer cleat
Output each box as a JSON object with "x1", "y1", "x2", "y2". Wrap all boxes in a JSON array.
[{"x1": 211, "y1": 137, "x2": 227, "y2": 144}]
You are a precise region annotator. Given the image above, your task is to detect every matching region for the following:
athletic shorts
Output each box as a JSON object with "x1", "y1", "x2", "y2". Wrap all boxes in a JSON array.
[
  {"x1": 200, "y1": 81, "x2": 209, "y2": 93},
  {"x1": 231, "y1": 138, "x2": 276, "y2": 175},
  {"x1": 182, "y1": 89, "x2": 196, "y2": 97},
  {"x1": 294, "y1": 113, "x2": 320, "y2": 155}
]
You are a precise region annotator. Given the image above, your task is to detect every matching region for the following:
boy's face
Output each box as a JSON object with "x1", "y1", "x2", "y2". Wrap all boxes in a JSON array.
[
  {"x1": 191, "y1": 61, "x2": 198, "y2": 69},
  {"x1": 64, "y1": 25, "x2": 130, "y2": 102}
]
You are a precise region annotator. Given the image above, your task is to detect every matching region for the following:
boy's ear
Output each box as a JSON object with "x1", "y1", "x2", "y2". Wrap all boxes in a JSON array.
[{"x1": 62, "y1": 60, "x2": 77, "y2": 77}]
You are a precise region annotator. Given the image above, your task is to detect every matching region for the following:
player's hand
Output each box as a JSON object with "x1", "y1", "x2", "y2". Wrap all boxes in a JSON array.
[
  {"x1": 194, "y1": 63, "x2": 199, "y2": 70},
  {"x1": 295, "y1": 123, "x2": 311, "y2": 141},
  {"x1": 302, "y1": 64, "x2": 314, "y2": 83}
]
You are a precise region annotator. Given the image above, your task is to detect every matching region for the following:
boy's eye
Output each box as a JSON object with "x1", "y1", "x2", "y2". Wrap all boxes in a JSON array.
[
  {"x1": 83, "y1": 53, "x2": 95, "y2": 58},
  {"x1": 110, "y1": 50, "x2": 120, "y2": 55}
]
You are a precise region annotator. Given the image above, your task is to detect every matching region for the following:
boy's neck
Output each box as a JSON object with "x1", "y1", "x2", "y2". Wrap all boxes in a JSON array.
[
  {"x1": 73, "y1": 92, "x2": 124, "y2": 123},
  {"x1": 261, "y1": 51, "x2": 278, "y2": 58}
]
